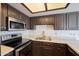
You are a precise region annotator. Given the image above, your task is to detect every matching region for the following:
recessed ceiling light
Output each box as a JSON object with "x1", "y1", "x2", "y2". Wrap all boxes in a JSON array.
[
  {"x1": 23, "y1": 3, "x2": 45, "y2": 13},
  {"x1": 47, "y1": 3, "x2": 67, "y2": 10},
  {"x1": 22, "y1": 3, "x2": 69, "y2": 13}
]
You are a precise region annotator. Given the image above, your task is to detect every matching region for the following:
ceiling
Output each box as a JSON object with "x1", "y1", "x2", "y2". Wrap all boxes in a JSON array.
[
  {"x1": 22, "y1": 3, "x2": 68, "y2": 13},
  {"x1": 8, "y1": 3, "x2": 79, "y2": 17}
]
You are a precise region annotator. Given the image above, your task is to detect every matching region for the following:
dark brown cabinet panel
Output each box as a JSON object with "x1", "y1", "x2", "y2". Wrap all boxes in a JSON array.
[
  {"x1": 32, "y1": 41, "x2": 41, "y2": 56},
  {"x1": 30, "y1": 12, "x2": 79, "y2": 30},
  {"x1": 1, "y1": 3, "x2": 8, "y2": 30},
  {"x1": 40, "y1": 46, "x2": 54, "y2": 56},
  {"x1": 8, "y1": 5, "x2": 20, "y2": 19},
  {"x1": 8, "y1": 5, "x2": 15, "y2": 17},
  {"x1": 32, "y1": 41, "x2": 67, "y2": 56},
  {"x1": 32, "y1": 45, "x2": 42, "y2": 56},
  {"x1": 30, "y1": 16, "x2": 55, "y2": 29},
  {"x1": 77, "y1": 12, "x2": 79, "y2": 30},
  {"x1": 52, "y1": 44, "x2": 67, "y2": 56},
  {"x1": 67, "y1": 13, "x2": 77, "y2": 30},
  {"x1": 54, "y1": 14, "x2": 66, "y2": 30},
  {"x1": 0, "y1": 4, "x2": 1, "y2": 28}
]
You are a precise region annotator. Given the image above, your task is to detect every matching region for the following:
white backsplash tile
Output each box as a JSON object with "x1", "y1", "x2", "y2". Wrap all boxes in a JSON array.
[
  {"x1": 1, "y1": 30, "x2": 79, "y2": 41},
  {"x1": 21, "y1": 30, "x2": 79, "y2": 40}
]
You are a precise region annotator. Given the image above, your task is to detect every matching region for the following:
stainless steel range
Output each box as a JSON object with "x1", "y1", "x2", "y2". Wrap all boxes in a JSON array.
[{"x1": 2, "y1": 35, "x2": 32, "y2": 56}]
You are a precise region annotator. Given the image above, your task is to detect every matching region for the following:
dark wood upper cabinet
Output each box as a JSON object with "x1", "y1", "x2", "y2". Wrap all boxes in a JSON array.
[
  {"x1": 30, "y1": 16, "x2": 55, "y2": 29},
  {"x1": 77, "y1": 12, "x2": 79, "y2": 30},
  {"x1": 0, "y1": 3, "x2": 30, "y2": 30},
  {"x1": 54, "y1": 14, "x2": 66, "y2": 30},
  {"x1": 1, "y1": 3, "x2": 8, "y2": 30},
  {"x1": 0, "y1": 4, "x2": 1, "y2": 28},
  {"x1": 31, "y1": 16, "x2": 55, "y2": 25},
  {"x1": 67, "y1": 12, "x2": 77, "y2": 30},
  {"x1": 8, "y1": 5, "x2": 30, "y2": 29},
  {"x1": 8, "y1": 5, "x2": 20, "y2": 19},
  {"x1": 30, "y1": 12, "x2": 79, "y2": 30}
]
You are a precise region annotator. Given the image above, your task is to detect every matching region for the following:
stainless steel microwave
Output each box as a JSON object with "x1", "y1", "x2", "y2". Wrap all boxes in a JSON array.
[{"x1": 7, "y1": 17, "x2": 26, "y2": 30}]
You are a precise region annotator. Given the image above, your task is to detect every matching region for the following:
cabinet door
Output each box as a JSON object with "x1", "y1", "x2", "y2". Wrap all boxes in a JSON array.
[
  {"x1": 32, "y1": 45, "x2": 42, "y2": 56},
  {"x1": 67, "y1": 13, "x2": 77, "y2": 30},
  {"x1": 15, "y1": 9, "x2": 20, "y2": 19},
  {"x1": 52, "y1": 45, "x2": 66, "y2": 56},
  {"x1": 40, "y1": 46, "x2": 53, "y2": 56},
  {"x1": 8, "y1": 5, "x2": 19, "y2": 19},
  {"x1": 1, "y1": 3, "x2": 8, "y2": 30},
  {"x1": 0, "y1": 3, "x2": 1, "y2": 28},
  {"x1": 55, "y1": 14, "x2": 66, "y2": 30},
  {"x1": 32, "y1": 41, "x2": 41, "y2": 56},
  {"x1": 8, "y1": 5, "x2": 15, "y2": 18},
  {"x1": 41, "y1": 42, "x2": 67, "y2": 56},
  {"x1": 32, "y1": 41, "x2": 67, "y2": 56},
  {"x1": 77, "y1": 13, "x2": 79, "y2": 30}
]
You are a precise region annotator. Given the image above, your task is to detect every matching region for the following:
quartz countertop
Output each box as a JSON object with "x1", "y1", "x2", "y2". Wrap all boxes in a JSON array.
[{"x1": 1, "y1": 45, "x2": 14, "y2": 56}]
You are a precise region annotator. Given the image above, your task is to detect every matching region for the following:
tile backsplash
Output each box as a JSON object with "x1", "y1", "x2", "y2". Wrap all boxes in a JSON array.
[
  {"x1": 1, "y1": 30, "x2": 79, "y2": 41},
  {"x1": 22, "y1": 30, "x2": 79, "y2": 40}
]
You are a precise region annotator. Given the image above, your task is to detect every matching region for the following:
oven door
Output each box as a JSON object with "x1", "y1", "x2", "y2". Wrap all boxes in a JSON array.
[{"x1": 15, "y1": 41, "x2": 32, "y2": 56}]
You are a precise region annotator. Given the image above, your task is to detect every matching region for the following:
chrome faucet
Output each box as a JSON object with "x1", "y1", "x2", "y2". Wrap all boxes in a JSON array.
[{"x1": 42, "y1": 30, "x2": 45, "y2": 36}]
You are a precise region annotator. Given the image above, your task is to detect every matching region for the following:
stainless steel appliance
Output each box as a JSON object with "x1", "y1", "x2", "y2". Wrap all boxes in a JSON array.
[
  {"x1": 7, "y1": 17, "x2": 26, "y2": 30},
  {"x1": 15, "y1": 40, "x2": 32, "y2": 56},
  {"x1": 2, "y1": 36, "x2": 32, "y2": 56}
]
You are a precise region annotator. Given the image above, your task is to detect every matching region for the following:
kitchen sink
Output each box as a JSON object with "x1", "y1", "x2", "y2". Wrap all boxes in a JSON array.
[{"x1": 35, "y1": 35, "x2": 52, "y2": 41}]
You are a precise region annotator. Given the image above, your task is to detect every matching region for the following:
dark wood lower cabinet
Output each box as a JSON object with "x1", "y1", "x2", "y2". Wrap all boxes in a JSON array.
[
  {"x1": 40, "y1": 46, "x2": 54, "y2": 56},
  {"x1": 32, "y1": 41, "x2": 79, "y2": 56},
  {"x1": 32, "y1": 41, "x2": 67, "y2": 56},
  {"x1": 32, "y1": 45, "x2": 41, "y2": 56}
]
